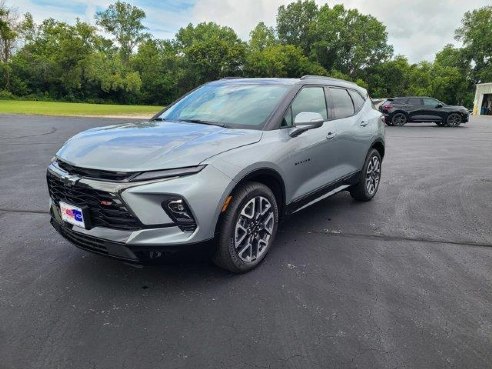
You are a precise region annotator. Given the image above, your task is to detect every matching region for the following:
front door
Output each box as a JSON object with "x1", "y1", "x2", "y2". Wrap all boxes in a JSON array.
[
  {"x1": 279, "y1": 86, "x2": 340, "y2": 201},
  {"x1": 422, "y1": 97, "x2": 444, "y2": 121}
]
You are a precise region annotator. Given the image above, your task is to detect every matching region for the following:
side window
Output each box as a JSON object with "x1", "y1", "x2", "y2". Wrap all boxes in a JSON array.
[
  {"x1": 291, "y1": 87, "x2": 328, "y2": 123},
  {"x1": 423, "y1": 98, "x2": 438, "y2": 106},
  {"x1": 330, "y1": 88, "x2": 355, "y2": 119},
  {"x1": 408, "y1": 98, "x2": 423, "y2": 106},
  {"x1": 348, "y1": 90, "x2": 365, "y2": 112}
]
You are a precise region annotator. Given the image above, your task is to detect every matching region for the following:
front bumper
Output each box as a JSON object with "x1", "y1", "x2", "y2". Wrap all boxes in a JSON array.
[
  {"x1": 50, "y1": 217, "x2": 213, "y2": 263},
  {"x1": 47, "y1": 160, "x2": 235, "y2": 252}
]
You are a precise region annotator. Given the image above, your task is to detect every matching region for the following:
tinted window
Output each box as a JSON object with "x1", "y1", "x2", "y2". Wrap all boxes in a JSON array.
[
  {"x1": 286, "y1": 87, "x2": 327, "y2": 126},
  {"x1": 159, "y1": 83, "x2": 290, "y2": 129},
  {"x1": 408, "y1": 98, "x2": 423, "y2": 106},
  {"x1": 423, "y1": 98, "x2": 439, "y2": 106},
  {"x1": 330, "y1": 88, "x2": 355, "y2": 119},
  {"x1": 348, "y1": 90, "x2": 365, "y2": 112}
]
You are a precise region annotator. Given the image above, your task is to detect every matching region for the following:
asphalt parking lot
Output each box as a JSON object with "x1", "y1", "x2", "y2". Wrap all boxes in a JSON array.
[{"x1": 0, "y1": 114, "x2": 491, "y2": 369}]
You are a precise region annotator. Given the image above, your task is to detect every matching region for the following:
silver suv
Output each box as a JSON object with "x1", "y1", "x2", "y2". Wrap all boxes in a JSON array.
[{"x1": 47, "y1": 76, "x2": 385, "y2": 272}]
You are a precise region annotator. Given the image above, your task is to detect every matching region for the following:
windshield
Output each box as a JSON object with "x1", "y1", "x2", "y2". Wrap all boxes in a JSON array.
[{"x1": 158, "y1": 83, "x2": 291, "y2": 129}]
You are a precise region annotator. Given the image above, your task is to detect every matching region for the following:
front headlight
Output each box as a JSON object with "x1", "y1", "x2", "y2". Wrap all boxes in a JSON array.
[{"x1": 130, "y1": 165, "x2": 206, "y2": 182}]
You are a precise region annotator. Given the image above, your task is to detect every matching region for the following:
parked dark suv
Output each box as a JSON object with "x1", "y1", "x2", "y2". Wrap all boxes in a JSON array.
[{"x1": 380, "y1": 97, "x2": 469, "y2": 126}]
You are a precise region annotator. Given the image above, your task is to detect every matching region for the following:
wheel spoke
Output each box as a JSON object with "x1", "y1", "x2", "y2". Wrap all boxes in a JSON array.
[
  {"x1": 238, "y1": 239, "x2": 252, "y2": 258},
  {"x1": 262, "y1": 212, "x2": 274, "y2": 234},
  {"x1": 241, "y1": 199, "x2": 255, "y2": 219}
]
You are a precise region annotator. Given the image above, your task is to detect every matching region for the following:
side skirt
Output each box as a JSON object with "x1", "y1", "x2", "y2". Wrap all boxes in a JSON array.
[{"x1": 285, "y1": 171, "x2": 360, "y2": 215}]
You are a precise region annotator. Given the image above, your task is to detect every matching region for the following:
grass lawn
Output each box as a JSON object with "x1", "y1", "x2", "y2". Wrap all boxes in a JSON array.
[{"x1": 0, "y1": 100, "x2": 161, "y2": 117}]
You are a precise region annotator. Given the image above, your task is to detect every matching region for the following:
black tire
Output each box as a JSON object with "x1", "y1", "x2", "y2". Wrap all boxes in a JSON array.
[
  {"x1": 446, "y1": 113, "x2": 462, "y2": 127},
  {"x1": 435, "y1": 121, "x2": 445, "y2": 127},
  {"x1": 392, "y1": 112, "x2": 407, "y2": 126},
  {"x1": 212, "y1": 182, "x2": 279, "y2": 273},
  {"x1": 350, "y1": 149, "x2": 382, "y2": 202}
]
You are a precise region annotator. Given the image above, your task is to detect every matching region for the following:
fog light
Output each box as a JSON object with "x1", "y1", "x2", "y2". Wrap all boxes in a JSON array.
[{"x1": 162, "y1": 198, "x2": 196, "y2": 231}]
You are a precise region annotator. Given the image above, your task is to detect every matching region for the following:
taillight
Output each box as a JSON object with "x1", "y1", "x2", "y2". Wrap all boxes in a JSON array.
[{"x1": 382, "y1": 103, "x2": 392, "y2": 111}]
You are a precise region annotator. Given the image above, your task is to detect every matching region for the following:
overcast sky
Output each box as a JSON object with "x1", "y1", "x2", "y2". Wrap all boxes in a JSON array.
[{"x1": 11, "y1": 0, "x2": 492, "y2": 62}]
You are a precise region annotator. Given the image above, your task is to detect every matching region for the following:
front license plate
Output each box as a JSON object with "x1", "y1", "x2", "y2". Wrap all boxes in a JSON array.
[{"x1": 60, "y1": 201, "x2": 86, "y2": 229}]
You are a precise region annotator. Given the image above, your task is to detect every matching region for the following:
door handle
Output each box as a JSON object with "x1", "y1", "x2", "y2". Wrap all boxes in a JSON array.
[
  {"x1": 360, "y1": 120, "x2": 368, "y2": 127},
  {"x1": 326, "y1": 131, "x2": 336, "y2": 139}
]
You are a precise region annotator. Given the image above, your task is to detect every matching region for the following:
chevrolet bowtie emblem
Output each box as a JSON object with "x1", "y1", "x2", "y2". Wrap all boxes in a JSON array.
[{"x1": 61, "y1": 174, "x2": 80, "y2": 187}]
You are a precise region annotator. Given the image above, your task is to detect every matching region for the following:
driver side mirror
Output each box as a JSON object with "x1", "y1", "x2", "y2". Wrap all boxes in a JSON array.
[
  {"x1": 289, "y1": 112, "x2": 324, "y2": 137},
  {"x1": 436, "y1": 104, "x2": 443, "y2": 108}
]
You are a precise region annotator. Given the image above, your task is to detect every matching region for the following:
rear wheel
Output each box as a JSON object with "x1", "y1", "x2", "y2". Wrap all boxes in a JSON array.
[
  {"x1": 446, "y1": 113, "x2": 462, "y2": 127},
  {"x1": 435, "y1": 121, "x2": 445, "y2": 127},
  {"x1": 392, "y1": 113, "x2": 407, "y2": 126},
  {"x1": 213, "y1": 182, "x2": 279, "y2": 273},
  {"x1": 350, "y1": 149, "x2": 382, "y2": 202}
]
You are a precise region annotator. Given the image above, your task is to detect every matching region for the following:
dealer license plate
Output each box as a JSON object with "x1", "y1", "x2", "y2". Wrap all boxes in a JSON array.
[{"x1": 59, "y1": 201, "x2": 86, "y2": 229}]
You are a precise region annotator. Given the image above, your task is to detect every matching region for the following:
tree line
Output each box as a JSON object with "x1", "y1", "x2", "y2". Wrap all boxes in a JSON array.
[{"x1": 0, "y1": 0, "x2": 491, "y2": 107}]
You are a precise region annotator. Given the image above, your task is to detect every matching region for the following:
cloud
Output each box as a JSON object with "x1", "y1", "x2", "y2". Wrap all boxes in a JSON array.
[{"x1": 7, "y1": 0, "x2": 492, "y2": 62}]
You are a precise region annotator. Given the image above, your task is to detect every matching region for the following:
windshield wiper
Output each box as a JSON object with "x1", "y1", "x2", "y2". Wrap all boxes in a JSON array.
[{"x1": 178, "y1": 119, "x2": 226, "y2": 127}]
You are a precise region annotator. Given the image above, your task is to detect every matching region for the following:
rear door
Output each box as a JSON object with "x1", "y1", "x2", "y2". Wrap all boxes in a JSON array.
[
  {"x1": 406, "y1": 97, "x2": 424, "y2": 121},
  {"x1": 328, "y1": 87, "x2": 371, "y2": 175}
]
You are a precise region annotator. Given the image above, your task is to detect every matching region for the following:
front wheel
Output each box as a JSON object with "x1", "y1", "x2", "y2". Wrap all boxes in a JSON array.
[
  {"x1": 446, "y1": 113, "x2": 462, "y2": 127},
  {"x1": 350, "y1": 149, "x2": 382, "y2": 202},
  {"x1": 213, "y1": 182, "x2": 279, "y2": 273}
]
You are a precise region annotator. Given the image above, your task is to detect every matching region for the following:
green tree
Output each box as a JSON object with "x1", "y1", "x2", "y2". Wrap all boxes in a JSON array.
[
  {"x1": 95, "y1": 1, "x2": 148, "y2": 64},
  {"x1": 175, "y1": 22, "x2": 246, "y2": 91},
  {"x1": 364, "y1": 55, "x2": 411, "y2": 98},
  {"x1": 276, "y1": 2, "x2": 392, "y2": 78},
  {"x1": 312, "y1": 4, "x2": 393, "y2": 78},
  {"x1": 245, "y1": 44, "x2": 326, "y2": 78},
  {"x1": 455, "y1": 6, "x2": 492, "y2": 83},
  {"x1": 249, "y1": 22, "x2": 277, "y2": 52},
  {"x1": 132, "y1": 39, "x2": 180, "y2": 104},
  {"x1": 276, "y1": 0, "x2": 318, "y2": 54}
]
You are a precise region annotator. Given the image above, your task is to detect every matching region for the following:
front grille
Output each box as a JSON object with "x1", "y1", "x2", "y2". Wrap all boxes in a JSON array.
[{"x1": 47, "y1": 172, "x2": 141, "y2": 230}]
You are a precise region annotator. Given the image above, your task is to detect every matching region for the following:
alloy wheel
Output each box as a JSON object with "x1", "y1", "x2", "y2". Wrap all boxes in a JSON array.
[
  {"x1": 447, "y1": 113, "x2": 461, "y2": 127},
  {"x1": 366, "y1": 155, "x2": 381, "y2": 196},
  {"x1": 392, "y1": 113, "x2": 407, "y2": 126},
  {"x1": 234, "y1": 196, "x2": 275, "y2": 263}
]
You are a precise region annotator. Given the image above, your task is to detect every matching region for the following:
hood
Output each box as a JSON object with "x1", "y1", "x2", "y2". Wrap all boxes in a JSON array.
[
  {"x1": 56, "y1": 121, "x2": 262, "y2": 172},
  {"x1": 446, "y1": 105, "x2": 468, "y2": 112}
]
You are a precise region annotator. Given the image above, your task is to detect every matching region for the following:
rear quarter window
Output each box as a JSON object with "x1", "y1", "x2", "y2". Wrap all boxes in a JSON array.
[
  {"x1": 348, "y1": 90, "x2": 365, "y2": 112},
  {"x1": 330, "y1": 88, "x2": 355, "y2": 119}
]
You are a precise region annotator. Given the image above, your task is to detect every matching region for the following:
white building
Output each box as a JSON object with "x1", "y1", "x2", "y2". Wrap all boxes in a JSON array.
[{"x1": 473, "y1": 83, "x2": 492, "y2": 115}]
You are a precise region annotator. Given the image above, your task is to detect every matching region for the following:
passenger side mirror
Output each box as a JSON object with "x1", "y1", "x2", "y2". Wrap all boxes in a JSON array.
[
  {"x1": 436, "y1": 104, "x2": 443, "y2": 108},
  {"x1": 289, "y1": 112, "x2": 324, "y2": 137}
]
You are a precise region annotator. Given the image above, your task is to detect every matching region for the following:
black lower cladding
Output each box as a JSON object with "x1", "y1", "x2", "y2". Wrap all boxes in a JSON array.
[
  {"x1": 51, "y1": 218, "x2": 139, "y2": 262},
  {"x1": 285, "y1": 171, "x2": 360, "y2": 214},
  {"x1": 51, "y1": 218, "x2": 215, "y2": 263},
  {"x1": 47, "y1": 171, "x2": 141, "y2": 230}
]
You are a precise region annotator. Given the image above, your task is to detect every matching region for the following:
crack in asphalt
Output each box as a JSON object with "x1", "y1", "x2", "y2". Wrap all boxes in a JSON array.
[
  {"x1": 2, "y1": 208, "x2": 490, "y2": 248},
  {"x1": 0, "y1": 126, "x2": 57, "y2": 140},
  {"x1": 1, "y1": 142, "x2": 59, "y2": 145},
  {"x1": 282, "y1": 228, "x2": 492, "y2": 249},
  {"x1": 0, "y1": 208, "x2": 49, "y2": 214}
]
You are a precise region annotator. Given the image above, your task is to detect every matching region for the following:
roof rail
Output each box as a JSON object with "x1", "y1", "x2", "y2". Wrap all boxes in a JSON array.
[
  {"x1": 301, "y1": 74, "x2": 360, "y2": 86},
  {"x1": 301, "y1": 75, "x2": 324, "y2": 80}
]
